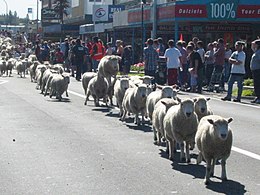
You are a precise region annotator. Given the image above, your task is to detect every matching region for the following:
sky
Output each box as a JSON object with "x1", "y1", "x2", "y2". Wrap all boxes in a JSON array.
[{"x1": 0, "y1": 0, "x2": 41, "y2": 20}]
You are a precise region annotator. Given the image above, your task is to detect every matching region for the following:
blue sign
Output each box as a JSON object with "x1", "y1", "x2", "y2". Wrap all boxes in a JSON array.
[{"x1": 108, "y1": 5, "x2": 125, "y2": 22}]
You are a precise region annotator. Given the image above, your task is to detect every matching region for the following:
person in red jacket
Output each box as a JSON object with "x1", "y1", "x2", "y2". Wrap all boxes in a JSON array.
[
  {"x1": 54, "y1": 47, "x2": 64, "y2": 64},
  {"x1": 90, "y1": 36, "x2": 104, "y2": 72}
]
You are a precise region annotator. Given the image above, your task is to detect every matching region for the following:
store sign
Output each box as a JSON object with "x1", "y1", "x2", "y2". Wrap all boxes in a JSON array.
[
  {"x1": 28, "y1": 8, "x2": 32, "y2": 14},
  {"x1": 175, "y1": 5, "x2": 207, "y2": 18},
  {"x1": 93, "y1": 5, "x2": 125, "y2": 22},
  {"x1": 41, "y1": 8, "x2": 59, "y2": 20},
  {"x1": 108, "y1": 5, "x2": 125, "y2": 22},
  {"x1": 237, "y1": 5, "x2": 260, "y2": 18},
  {"x1": 207, "y1": 0, "x2": 239, "y2": 21},
  {"x1": 128, "y1": 9, "x2": 151, "y2": 23},
  {"x1": 158, "y1": 5, "x2": 175, "y2": 20},
  {"x1": 192, "y1": 24, "x2": 252, "y2": 32}
]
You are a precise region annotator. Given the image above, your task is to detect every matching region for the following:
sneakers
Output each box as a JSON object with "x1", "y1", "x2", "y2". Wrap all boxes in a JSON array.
[
  {"x1": 221, "y1": 96, "x2": 231, "y2": 101},
  {"x1": 233, "y1": 98, "x2": 241, "y2": 102}
]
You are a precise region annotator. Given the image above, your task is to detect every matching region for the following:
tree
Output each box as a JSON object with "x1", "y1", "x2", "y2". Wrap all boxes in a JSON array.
[{"x1": 53, "y1": 0, "x2": 70, "y2": 25}]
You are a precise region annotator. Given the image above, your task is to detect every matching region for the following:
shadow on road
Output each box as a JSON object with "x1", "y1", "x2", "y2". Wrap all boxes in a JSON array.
[
  {"x1": 206, "y1": 178, "x2": 247, "y2": 195},
  {"x1": 126, "y1": 123, "x2": 152, "y2": 133},
  {"x1": 46, "y1": 98, "x2": 71, "y2": 103}
]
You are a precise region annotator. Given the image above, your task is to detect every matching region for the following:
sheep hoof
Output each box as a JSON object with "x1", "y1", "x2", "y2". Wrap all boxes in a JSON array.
[
  {"x1": 221, "y1": 177, "x2": 227, "y2": 181},
  {"x1": 204, "y1": 179, "x2": 210, "y2": 185},
  {"x1": 186, "y1": 159, "x2": 191, "y2": 163}
]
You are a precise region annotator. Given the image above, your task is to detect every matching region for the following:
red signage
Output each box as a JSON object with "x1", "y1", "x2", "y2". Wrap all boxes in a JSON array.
[
  {"x1": 128, "y1": 9, "x2": 151, "y2": 23},
  {"x1": 158, "y1": 5, "x2": 175, "y2": 20},
  {"x1": 175, "y1": 5, "x2": 207, "y2": 18},
  {"x1": 237, "y1": 5, "x2": 260, "y2": 18}
]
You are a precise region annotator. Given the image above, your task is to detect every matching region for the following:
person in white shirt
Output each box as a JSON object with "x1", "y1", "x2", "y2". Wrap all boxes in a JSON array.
[
  {"x1": 164, "y1": 39, "x2": 182, "y2": 85},
  {"x1": 222, "y1": 41, "x2": 246, "y2": 102},
  {"x1": 197, "y1": 41, "x2": 205, "y2": 64}
]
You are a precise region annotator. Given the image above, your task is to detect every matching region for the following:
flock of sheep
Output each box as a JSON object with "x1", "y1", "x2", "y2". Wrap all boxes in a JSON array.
[{"x1": 0, "y1": 36, "x2": 234, "y2": 185}]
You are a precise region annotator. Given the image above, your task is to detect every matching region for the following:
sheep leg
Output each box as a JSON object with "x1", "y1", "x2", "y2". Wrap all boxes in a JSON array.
[
  {"x1": 152, "y1": 125, "x2": 157, "y2": 143},
  {"x1": 166, "y1": 141, "x2": 169, "y2": 154},
  {"x1": 134, "y1": 114, "x2": 140, "y2": 125},
  {"x1": 204, "y1": 158, "x2": 212, "y2": 185},
  {"x1": 168, "y1": 139, "x2": 175, "y2": 160},
  {"x1": 121, "y1": 108, "x2": 126, "y2": 121},
  {"x1": 221, "y1": 159, "x2": 227, "y2": 181},
  {"x1": 141, "y1": 110, "x2": 145, "y2": 125},
  {"x1": 210, "y1": 158, "x2": 216, "y2": 177},
  {"x1": 157, "y1": 132, "x2": 162, "y2": 146},
  {"x1": 85, "y1": 90, "x2": 90, "y2": 105},
  {"x1": 66, "y1": 91, "x2": 69, "y2": 97},
  {"x1": 197, "y1": 152, "x2": 203, "y2": 164},
  {"x1": 185, "y1": 141, "x2": 191, "y2": 163},
  {"x1": 180, "y1": 142, "x2": 185, "y2": 162}
]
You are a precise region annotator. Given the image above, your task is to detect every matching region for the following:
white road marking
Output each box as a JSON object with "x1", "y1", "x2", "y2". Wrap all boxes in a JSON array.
[
  {"x1": 0, "y1": 80, "x2": 8, "y2": 85},
  {"x1": 232, "y1": 146, "x2": 260, "y2": 161},
  {"x1": 69, "y1": 89, "x2": 260, "y2": 161}
]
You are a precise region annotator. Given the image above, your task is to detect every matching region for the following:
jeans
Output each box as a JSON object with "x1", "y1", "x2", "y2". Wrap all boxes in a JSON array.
[
  {"x1": 92, "y1": 59, "x2": 100, "y2": 72},
  {"x1": 179, "y1": 63, "x2": 189, "y2": 86},
  {"x1": 252, "y1": 69, "x2": 260, "y2": 99},
  {"x1": 75, "y1": 61, "x2": 83, "y2": 80},
  {"x1": 223, "y1": 61, "x2": 231, "y2": 82},
  {"x1": 226, "y1": 74, "x2": 244, "y2": 100},
  {"x1": 205, "y1": 64, "x2": 214, "y2": 85}
]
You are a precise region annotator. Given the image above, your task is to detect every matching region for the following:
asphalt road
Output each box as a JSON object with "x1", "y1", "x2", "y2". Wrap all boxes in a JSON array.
[{"x1": 0, "y1": 75, "x2": 259, "y2": 195}]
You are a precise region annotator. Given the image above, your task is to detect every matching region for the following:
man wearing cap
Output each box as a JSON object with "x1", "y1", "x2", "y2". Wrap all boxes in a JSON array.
[
  {"x1": 222, "y1": 41, "x2": 246, "y2": 102},
  {"x1": 250, "y1": 39, "x2": 260, "y2": 104},
  {"x1": 61, "y1": 38, "x2": 70, "y2": 72},
  {"x1": 72, "y1": 38, "x2": 87, "y2": 81}
]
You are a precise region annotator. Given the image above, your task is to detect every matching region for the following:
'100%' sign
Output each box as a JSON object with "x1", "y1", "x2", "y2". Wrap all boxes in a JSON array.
[{"x1": 207, "y1": 1, "x2": 238, "y2": 20}]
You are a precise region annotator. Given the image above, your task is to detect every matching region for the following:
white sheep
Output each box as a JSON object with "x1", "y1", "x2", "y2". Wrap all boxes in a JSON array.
[
  {"x1": 152, "y1": 98, "x2": 180, "y2": 145},
  {"x1": 35, "y1": 64, "x2": 47, "y2": 90},
  {"x1": 49, "y1": 73, "x2": 70, "y2": 101},
  {"x1": 163, "y1": 98, "x2": 198, "y2": 162},
  {"x1": 121, "y1": 84, "x2": 148, "y2": 125},
  {"x1": 130, "y1": 75, "x2": 154, "y2": 86},
  {"x1": 85, "y1": 74, "x2": 109, "y2": 106},
  {"x1": 196, "y1": 115, "x2": 233, "y2": 185},
  {"x1": 114, "y1": 77, "x2": 130, "y2": 116},
  {"x1": 6, "y1": 58, "x2": 15, "y2": 77},
  {"x1": 29, "y1": 61, "x2": 40, "y2": 82},
  {"x1": 16, "y1": 60, "x2": 27, "y2": 78},
  {"x1": 82, "y1": 72, "x2": 98, "y2": 101},
  {"x1": 194, "y1": 96, "x2": 213, "y2": 121},
  {"x1": 41, "y1": 68, "x2": 59, "y2": 95},
  {"x1": 146, "y1": 85, "x2": 179, "y2": 121}
]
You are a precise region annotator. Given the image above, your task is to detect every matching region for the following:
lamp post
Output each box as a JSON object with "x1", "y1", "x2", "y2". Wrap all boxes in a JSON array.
[
  {"x1": 36, "y1": 0, "x2": 39, "y2": 33},
  {"x1": 141, "y1": 0, "x2": 145, "y2": 62},
  {"x1": 2, "y1": 0, "x2": 8, "y2": 30}
]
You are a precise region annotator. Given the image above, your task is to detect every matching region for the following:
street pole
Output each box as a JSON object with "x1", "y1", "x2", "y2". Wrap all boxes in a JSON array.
[
  {"x1": 36, "y1": 0, "x2": 39, "y2": 34},
  {"x1": 3, "y1": 0, "x2": 8, "y2": 30},
  {"x1": 152, "y1": 0, "x2": 157, "y2": 39},
  {"x1": 141, "y1": 1, "x2": 144, "y2": 62}
]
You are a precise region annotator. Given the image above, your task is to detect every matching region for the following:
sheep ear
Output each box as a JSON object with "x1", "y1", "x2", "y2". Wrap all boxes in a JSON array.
[
  {"x1": 207, "y1": 119, "x2": 214, "y2": 125},
  {"x1": 135, "y1": 83, "x2": 139, "y2": 87},
  {"x1": 176, "y1": 97, "x2": 182, "y2": 103},
  {"x1": 156, "y1": 84, "x2": 163, "y2": 90},
  {"x1": 193, "y1": 98, "x2": 197, "y2": 102},
  {"x1": 161, "y1": 100, "x2": 167, "y2": 106},
  {"x1": 206, "y1": 97, "x2": 211, "y2": 101},
  {"x1": 150, "y1": 76, "x2": 154, "y2": 80},
  {"x1": 227, "y1": 117, "x2": 233, "y2": 124}
]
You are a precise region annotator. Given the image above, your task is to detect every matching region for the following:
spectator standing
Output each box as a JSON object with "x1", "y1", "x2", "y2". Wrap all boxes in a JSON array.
[
  {"x1": 211, "y1": 38, "x2": 225, "y2": 90},
  {"x1": 204, "y1": 43, "x2": 215, "y2": 87},
  {"x1": 177, "y1": 40, "x2": 189, "y2": 89},
  {"x1": 61, "y1": 38, "x2": 70, "y2": 72},
  {"x1": 143, "y1": 38, "x2": 159, "y2": 82},
  {"x1": 116, "y1": 40, "x2": 124, "y2": 74},
  {"x1": 224, "y1": 43, "x2": 232, "y2": 83},
  {"x1": 105, "y1": 42, "x2": 113, "y2": 55},
  {"x1": 69, "y1": 40, "x2": 76, "y2": 77},
  {"x1": 197, "y1": 41, "x2": 205, "y2": 64},
  {"x1": 90, "y1": 36, "x2": 104, "y2": 72},
  {"x1": 221, "y1": 41, "x2": 246, "y2": 102},
  {"x1": 187, "y1": 44, "x2": 204, "y2": 93},
  {"x1": 34, "y1": 41, "x2": 41, "y2": 61},
  {"x1": 72, "y1": 38, "x2": 87, "y2": 81},
  {"x1": 157, "y1": 37, "x2": 165, "y2": 56},
  {"x1": 54, "y1": 47, "x2": 64, "y2": 64},
  {"x1": 164, "y1": 39, "x2": 182, "y2": 85},
  {"x1": 122, "y1": 45, "x2": 133, "y2": 75},
  {"x1": 250, "y1": 39, "x2": 260, "y2": 104},
  {"x1": 41, "y1": 41, "x2": 50, "y2": 62}
]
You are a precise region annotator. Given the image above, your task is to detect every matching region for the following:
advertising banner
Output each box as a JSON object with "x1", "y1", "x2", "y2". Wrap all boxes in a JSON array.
[
  {"x1": 93, "y1": 5, "x2": 125, "y2": 22},
  {"x1": 41, "y1": 8, "x2": 59, "y2": 20}
]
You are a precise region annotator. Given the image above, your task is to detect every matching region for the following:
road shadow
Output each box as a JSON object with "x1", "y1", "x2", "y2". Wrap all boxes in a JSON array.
[
  {"x1": 206, "y1": 178, "x2": 247, "y2": 195},
  {"x1": 126, "y1": 123, "x2": 152, "y2": 133},
  {"x1": 46, "y1": 98, "x2": 71, "y2": 103}
]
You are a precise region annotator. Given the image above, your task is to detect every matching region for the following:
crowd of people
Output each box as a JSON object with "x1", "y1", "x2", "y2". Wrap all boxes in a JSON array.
[
  {"x1": 142, "y1": 36, "x2": 260, "y2": 104},
  {"x1": 3, "y1": 28, "x2": 260, "y2": 104}
]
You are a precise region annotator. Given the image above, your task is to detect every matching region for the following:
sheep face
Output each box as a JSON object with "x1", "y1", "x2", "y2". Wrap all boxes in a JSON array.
[
  {"x1": 140, "y1": 76, "x2": 154, "y2": 85},
  {"x1": 136, "y1": 84, "x2": 148, "y2": 100},
  {"x1": 161, "y1": 86, "x2": 175, "y2": 99},
  {"x1": 194, "y1": 98, "x2": 209, "y2": 114},
  {"x1": 208, "y1": 118, "x2": 233, "y2": 140},
  {"x1": 120, "y1": 78, "x2": 129, "y2": 91},
  {"x1": 180, "y1": 99, "x2": 195, "y2": 118}
]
